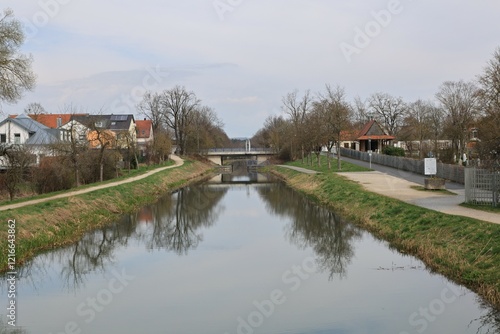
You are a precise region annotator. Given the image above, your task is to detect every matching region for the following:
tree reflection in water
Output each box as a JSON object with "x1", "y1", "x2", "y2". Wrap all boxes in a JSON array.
[
  {"x1": 257, "y1": 183, "x2": 362, "y2": 279},
  {"x1": 135, "y1": 185, "x2": 227, "y2": 254},
  {"x1": 9, "y1": 185, "x2": 227, "y2": 291}
]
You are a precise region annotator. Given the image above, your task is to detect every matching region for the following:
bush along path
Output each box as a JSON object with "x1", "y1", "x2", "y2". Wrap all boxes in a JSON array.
[
  {"x1": 271, "y1": 166, "x2": 500, "y2": 310},
  {"x1": 0, "y1": 155, "x2": 184, "y2": 212},
  {"x1": 0, "y1": 158, "x2": 213, "y2": 272}
]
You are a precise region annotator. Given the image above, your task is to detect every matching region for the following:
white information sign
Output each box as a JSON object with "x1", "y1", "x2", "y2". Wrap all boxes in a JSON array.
[{"x1": 424, "y1": 158, "x2": 437, "y2": 176}]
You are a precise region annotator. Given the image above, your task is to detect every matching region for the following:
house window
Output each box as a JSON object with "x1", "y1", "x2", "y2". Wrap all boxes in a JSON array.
[
  {"x1": 0, "y1": 134, "x2": 6, "y2": 143},
  {"x1": 14, "y1": 133, "x2": 21, "y2": 144},
  {"x1": 79, "y1": 134, "x2": 86, "y2": 141}
]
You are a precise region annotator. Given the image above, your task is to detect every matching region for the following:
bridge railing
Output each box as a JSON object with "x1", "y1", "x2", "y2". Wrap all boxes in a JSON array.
[{"x1": 204, "y1": 148, "x2": 275, "y2": 154}]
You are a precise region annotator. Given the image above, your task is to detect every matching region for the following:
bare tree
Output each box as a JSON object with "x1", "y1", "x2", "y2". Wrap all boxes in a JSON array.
[
  {"x1": 428, "y1": 104, "x2": 444, "y2": 157},
  {"x1": 50, "y1": 105, "x2": 87, "y2": 186},
  {"x1": 148, "y1": 128, "x2": 172, "y2": 164},
  {"x1": 160, "y1": 86, "x2": 200, "y2": 155},
  {"x1": 352, "y1": 95, "x2": 370, "y2": 127},
  {"x1": 368, "y1": 92, "x2": 407, "y2": 136},
  {"x1": 2, "y1": 145, "x2": 34, "y2": 200},
  {"x1": 477, "y1": 47, "x2": 500, "y2": 168},
  {"x1": 401, "y1": 100, "x2": 433, "y2": 158},
  {"x1": 187, "y1": 106, "x2": 227, "y2": 153},
  {"x1": 305, "y1": 105, "x2": 328, "y2": 167},
  {"x1": 137, "y1": 91, "x2": 164, "y2": 132},
  {"x1": 24, "y1": 102, "x2": 46, "y2": 120},
  {"x1": 0, "y1": 8, "x2": 36, "y2": 109},
  {"x1": 316, "y1": 85, "x2": 352, "y2": 170},
  {"x1": 436, "y1": 80, "x2": 481, "y2": 162},
  {"x1": 282, "y1": 90, "x2": 313, "y2": 161},
  {"x1": 84, "y1": 115, "x2": 116, "y2": 182}
]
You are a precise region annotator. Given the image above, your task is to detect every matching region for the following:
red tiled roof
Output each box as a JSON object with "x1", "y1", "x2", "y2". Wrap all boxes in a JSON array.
[
  {"x1": 10, "y1": 114, "x2": 88, "y2": 128},
  {"x1": 136, "y1": 120, "x2": 152, "y2": 139},
  {"x1": 356, "y1": 120, "x2": 394, "y2": 140},
  {"x1": 357, "y1": 120, "x2": 376, "y2": 137}
]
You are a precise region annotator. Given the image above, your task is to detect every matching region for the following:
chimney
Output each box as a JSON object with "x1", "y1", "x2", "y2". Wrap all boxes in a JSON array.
[{"x1": 57, "y1": 117, "x2": 62, "y2": 128}]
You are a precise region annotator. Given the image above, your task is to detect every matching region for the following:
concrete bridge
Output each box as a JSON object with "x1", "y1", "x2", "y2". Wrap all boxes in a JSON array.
[{"x1": 204, "y1": 148, "x2": 275, "y2": 165}]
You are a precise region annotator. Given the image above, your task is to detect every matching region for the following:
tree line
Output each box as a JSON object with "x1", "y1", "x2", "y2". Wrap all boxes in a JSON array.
[
  {"x1": 252, "y1": 47, "x2": 500, "y2": 170},
  {"x1": 137, "y1": 86, "x2": 230, "y2": 155}
]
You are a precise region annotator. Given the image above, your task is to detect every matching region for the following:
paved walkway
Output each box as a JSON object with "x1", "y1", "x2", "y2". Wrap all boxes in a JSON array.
[
  {"x1": 278, "y1": 160, "x2": 500, "y2": 225},
  {"x1": 0, "y1": 155, "x2": 184, "y2": 212}
]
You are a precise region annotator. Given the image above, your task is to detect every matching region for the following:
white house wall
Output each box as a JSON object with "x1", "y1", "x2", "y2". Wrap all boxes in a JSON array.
[{"x1": 0, "y1": 120, "x2": 31, "y2": 144}]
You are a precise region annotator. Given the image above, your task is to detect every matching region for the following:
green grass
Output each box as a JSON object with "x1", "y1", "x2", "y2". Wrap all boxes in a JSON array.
[
  {"x1": 460, "y1": 202, "x2": 500, "y2": 213},
  {"x1": 0, "y1": 160, "x2": 175, "y2": 206},
  {"x1": 272, "y1": 166, "x2": 500, "y2": 309},
  {"x1": 286, "y1": 154, "x2": 372, "y2": 173}
]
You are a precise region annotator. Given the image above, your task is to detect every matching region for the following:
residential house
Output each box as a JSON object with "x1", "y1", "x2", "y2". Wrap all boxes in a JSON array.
[
  {"x1": 69, "y1": 114, "x2": 137, "y2": 149},
  {"x1": 0, "y1": 114, "x2": 69, "y2": 167},
  {"x1": 356, "y1": 120, "x2": 395, "y2": 152},
  {"x1": 135, "y1": 119, "x2": 154, "y2": 158}
]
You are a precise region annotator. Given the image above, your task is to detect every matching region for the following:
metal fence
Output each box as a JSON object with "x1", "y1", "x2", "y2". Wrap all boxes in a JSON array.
[
  {"x1": 465, "y1": 168, "x2": 500, "y2": 207},
  {"x1": 339, "y1": 148, "x2": 465, "y2": 184}
]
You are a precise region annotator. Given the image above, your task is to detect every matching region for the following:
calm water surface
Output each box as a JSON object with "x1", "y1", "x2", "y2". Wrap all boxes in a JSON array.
[{"x1": 1, "y1": 173, "x2": 499, "y2": 334}]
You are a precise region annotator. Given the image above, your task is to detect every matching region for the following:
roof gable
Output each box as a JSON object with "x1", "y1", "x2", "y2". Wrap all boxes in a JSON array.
[
  {"x1": 0, "y1": 114, "x2": 63, "y2": 145},
  {"x1": 135, "y1": 120, "x2": 152, "y2": 138},
  {"x1": 357, "y1": 120, "x2": 395, "y2": 140}
]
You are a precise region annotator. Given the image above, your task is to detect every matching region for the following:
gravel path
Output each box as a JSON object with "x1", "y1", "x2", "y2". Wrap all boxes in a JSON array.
[{"x1": 0, "y1": 155, "x2": 184, "y2": 212}]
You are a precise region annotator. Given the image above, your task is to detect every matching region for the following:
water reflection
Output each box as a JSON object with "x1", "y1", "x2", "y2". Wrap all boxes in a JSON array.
[
  {"x1": 257, "y1": 184, "x2": 362, "y2": 278},
  {"x1": 4, "y1": 184, "x2": 228, "y2": 292},
  {"x1": 134, "y1": 184, "x2": 227, "y2": 254}
]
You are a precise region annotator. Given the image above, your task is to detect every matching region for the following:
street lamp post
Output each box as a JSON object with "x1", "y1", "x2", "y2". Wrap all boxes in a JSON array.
[{"x1": 368, "y1": 137, "x2": 372, "y2": 169}]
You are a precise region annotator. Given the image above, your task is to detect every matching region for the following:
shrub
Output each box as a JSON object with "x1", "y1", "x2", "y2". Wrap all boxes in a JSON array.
[
  {"x1": 382, "y1": 146, "x2": 405, "y2": 156},
  {"x1": 32, "y1": 157, "x2": 74, "y2": 194}
]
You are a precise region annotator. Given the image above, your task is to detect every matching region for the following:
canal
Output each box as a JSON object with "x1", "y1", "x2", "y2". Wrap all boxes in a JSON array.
[{"x1": 1, "y1": 172, "x2": 499, "y2": 333}]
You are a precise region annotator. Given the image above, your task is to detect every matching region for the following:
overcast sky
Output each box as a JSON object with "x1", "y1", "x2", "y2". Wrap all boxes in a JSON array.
[{"x1": 2, "y1": 0, "x2": 499, "y2": 137}]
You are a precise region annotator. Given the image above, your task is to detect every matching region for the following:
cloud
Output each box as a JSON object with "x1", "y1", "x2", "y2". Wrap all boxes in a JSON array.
[{"x1": 2, "y1": 0, "x2": 500, "y2": 135}]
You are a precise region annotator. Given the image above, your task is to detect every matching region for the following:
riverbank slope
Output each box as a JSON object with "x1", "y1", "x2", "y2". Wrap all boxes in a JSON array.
[
  {"x1": 0, "y1": 159, "x2": 213, "y2": 271},
  {"x1": 271, "y1": 166, "x2": 500, "y2": 309}
]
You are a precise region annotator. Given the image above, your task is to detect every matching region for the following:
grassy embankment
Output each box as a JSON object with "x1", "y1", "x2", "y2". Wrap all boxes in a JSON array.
[
  {"x1": 0, "y1": 159, "x2": 213, "y2": 271},
  {"x1": 0, "y1": 160, "x2": 175, "y2": 206},
  {"x1": 273, "y1": 158, "x2": 500, "y2": 309}
]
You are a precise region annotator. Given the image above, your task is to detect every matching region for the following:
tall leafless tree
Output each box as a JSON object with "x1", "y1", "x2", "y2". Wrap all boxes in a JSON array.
[
  {"x1": 160, "y1": 86, "x2": 200, "y2": 155},
  {"x1": 0, "y1": 8, "x2": 36, "y2": 111},
  {"x1": 477, "y1": 47, "x2": 500, "y2": 168},
  {"x1": 282, "y1": 90, "x2": 313, "y2": 161},
  {"x1": 436, "y1": 80, "x2": 481, "y2": 162},
  {"x1": 317, "y1": 85, "x2": 352, "y2": 170},
  {"x1": 368, "y1": 92, "x2": 407, "y2": 136}
]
